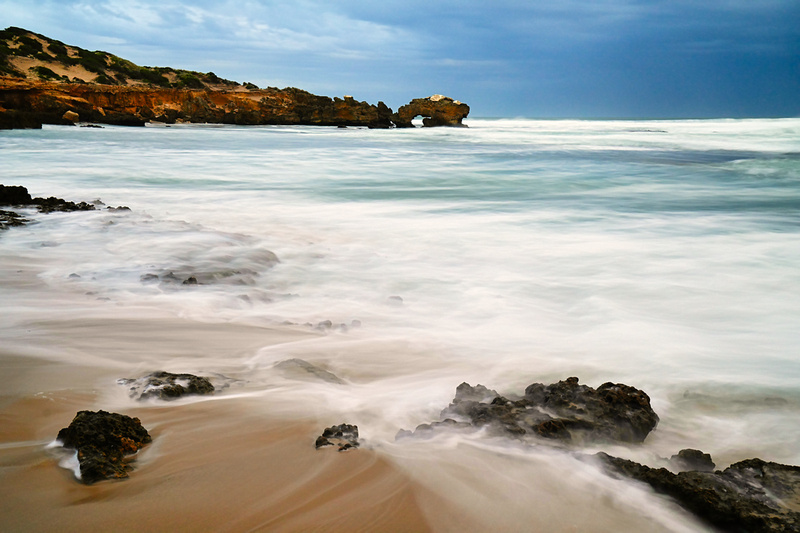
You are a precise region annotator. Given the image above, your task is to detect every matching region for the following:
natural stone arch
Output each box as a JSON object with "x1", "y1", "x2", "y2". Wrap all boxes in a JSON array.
[{"x1": 392, "y1": 95, "x2": 470, "y2": 128}]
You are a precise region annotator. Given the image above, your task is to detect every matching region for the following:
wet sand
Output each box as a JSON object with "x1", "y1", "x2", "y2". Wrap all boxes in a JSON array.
[{"x1": 0, "y1": 321, "x2": 432, "y2": 533}]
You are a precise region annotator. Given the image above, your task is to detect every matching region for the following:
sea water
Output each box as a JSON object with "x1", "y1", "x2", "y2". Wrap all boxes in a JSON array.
[{"x1": 1, "y1": 118, "x2": 799, "y2": 529}]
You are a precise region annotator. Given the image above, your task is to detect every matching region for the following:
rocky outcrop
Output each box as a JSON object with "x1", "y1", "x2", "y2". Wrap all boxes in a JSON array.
[
  {"x1": 1, "y1": 27, "x2": 469, "y2": 129},
  {"x1": 399, "y1": 377, "x2": 658, "y2": 445},
  {"x1": 315, "y1": 424, "x2": 360, "y2": 451},
  {"x1": 56, "y1": 410, "x2": 151, "y2": 484},
  {"x1": 597, "y1": 453, "x2": 800, "y2": 533},
  {"x1": 119, "y1": 371, "x2": 215, "y2": 401},
  {"x1": 392, "y1": 95, "x2": 470, "y2": 128}
]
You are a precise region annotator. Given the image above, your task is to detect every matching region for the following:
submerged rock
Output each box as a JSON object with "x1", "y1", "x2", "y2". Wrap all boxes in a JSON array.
[
  {"x1": 0, "y1": 209, "x2": 28, "y2": 230},
  {"x1": 274, "y1": 358, "x2": 345, "y2": 385},
  {"x1": 56, "y1": 410, "x2": 151, "y2": 484},
  {"x1": 119, "y1": 371, "x2": 215, "y2": 401},
  {"x1": 403, "y1": 377, "x2": 659, "y2": 445},
  {"x1": 597, "y1": 453, "x2": 800, "y2": 533},
  {"x1": 315, "y1": 423, "x2": 359, "y2": 451}
]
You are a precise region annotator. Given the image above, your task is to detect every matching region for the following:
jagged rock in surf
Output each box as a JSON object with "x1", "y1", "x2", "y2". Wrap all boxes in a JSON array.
[
  {"x1": 670, "y1": 448, "x2": 716, "y2": 472},
  {"x1": 400, "y1": 377, "x2": 659, "y2": 445},
  {"x1": 596, "y1": 453, "x2": 800, "y2": 533},
  {"x1": 315, "y1": 423, "x2": 359, "y2": 451},
  {"x1": 119, "y1": 371, "x2": 215, "y2": 401},
  {"x1": 56, "y1": 410, "x2": 151, "y2": 484}
]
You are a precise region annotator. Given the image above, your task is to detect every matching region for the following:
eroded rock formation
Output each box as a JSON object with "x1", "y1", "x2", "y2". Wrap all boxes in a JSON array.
[
  {"x1": 392, "y1": 95, "x2": 470, "y2": 128},
  {"x1": 0, "y1": 79, "x2": 396, "y2": 128}
]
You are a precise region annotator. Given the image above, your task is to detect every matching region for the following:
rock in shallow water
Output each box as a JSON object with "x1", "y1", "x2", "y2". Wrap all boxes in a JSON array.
[
  {"x1": 405, "y1": 377, "x2": 659, "y2": 445},
  {"x1": 56, "y1": 410, "x2": 151, "y2": 484},
  {"x1": 119, "y1": 371, "x2": 215, "y2": 401}
]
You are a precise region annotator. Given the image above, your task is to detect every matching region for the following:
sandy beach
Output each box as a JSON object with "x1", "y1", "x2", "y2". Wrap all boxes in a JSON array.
[{"x1": 0, "y1": 265, "x2": 703, "y2": 533}]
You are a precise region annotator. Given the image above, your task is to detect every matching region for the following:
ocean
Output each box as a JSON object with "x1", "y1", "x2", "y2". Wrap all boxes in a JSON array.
[{"x1": 1, "y1": 118, "x2": 799, "y2": 531}]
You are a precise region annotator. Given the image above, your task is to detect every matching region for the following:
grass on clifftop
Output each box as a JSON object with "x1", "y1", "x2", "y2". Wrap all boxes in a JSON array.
[{"x1": 0, "y1": 26, "x2": 248, "y2": 90}]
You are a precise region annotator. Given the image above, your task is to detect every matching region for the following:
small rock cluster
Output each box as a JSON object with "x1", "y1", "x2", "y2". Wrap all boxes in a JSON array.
[{"x1": 315, "y1": 424, "x2": 360, "y2": 451}]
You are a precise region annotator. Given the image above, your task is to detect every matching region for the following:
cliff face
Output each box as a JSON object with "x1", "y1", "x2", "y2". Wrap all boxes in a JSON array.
[{"x1": 0, "y1": 78, "x2": 394, "y2": 128}]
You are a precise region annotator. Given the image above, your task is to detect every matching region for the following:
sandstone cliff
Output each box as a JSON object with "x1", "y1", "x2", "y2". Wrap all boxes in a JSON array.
[{"x1": 0, "y1": 27, "x2": 468, "y2": 129}]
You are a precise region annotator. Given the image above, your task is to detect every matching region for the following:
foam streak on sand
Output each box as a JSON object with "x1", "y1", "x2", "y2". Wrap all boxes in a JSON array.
[{"x1": 1, "y1": 118, "x2": 799, "y2": 531}]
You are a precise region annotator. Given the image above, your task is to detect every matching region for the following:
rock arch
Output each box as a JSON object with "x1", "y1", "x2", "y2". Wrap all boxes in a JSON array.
[{"x1": 392, "y1": 95, "x2": 469, "y2": 128}]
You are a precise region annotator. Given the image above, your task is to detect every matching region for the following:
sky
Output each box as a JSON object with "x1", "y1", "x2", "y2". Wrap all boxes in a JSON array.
[{"x1": 2, "y1": 0, "x2": 798, "y2": 118}]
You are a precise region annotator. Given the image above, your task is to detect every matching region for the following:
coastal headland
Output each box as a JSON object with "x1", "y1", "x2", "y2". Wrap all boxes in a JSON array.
[{"x1": 0, "y1": 26, "x2": 469, "y2": 129}]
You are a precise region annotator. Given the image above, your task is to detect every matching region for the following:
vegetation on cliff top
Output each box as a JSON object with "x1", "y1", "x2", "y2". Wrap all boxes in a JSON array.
[{"x1": 0, "y1": 26, "x2": 246, "y2": 90}]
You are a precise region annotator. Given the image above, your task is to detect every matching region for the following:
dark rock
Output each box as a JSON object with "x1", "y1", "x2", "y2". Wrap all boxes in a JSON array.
[
  {"x1": 0, "y1": 184, "x2": 34, "y2": 205},
  {"x1": 402, "y1": 377, "x2": 658, "y2": 445},
  {"x1": 140, "y1": 273, "x2": 159, "y2": 283},
  {"x1": 597, "y1": 453, "x2": 800, "y2": 533},
  {"x1": 56, "y1": 410, "x2": 151, "y2": 484},
  {"x1": 182, "y1": 276, "x2": 198, "y2": 285},
  {"x1": 119, "y1": 371, "x2": 215, "y2": 401},
  {"x1": 316, "y1": 423, "x2": 359, "y2": 451},
  {"x1": 33, "y1": 195, "x2": 95, "y2": 213},
  {"x1": 0, "y1": 110, "x2": 43, "y2": 129},
  {"x1": 670, "y1": 448, "x2": 716, "y2": 472}
]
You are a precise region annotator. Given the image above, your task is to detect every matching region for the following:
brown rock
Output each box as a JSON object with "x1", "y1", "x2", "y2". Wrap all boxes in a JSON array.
[{"x1": 62, "y1": 109, "x2": 79, "y2": 122}]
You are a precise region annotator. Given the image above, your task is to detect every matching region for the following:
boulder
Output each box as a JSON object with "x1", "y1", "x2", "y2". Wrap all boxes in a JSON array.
[
  {"x1": 119, "y1": 371, "x2": 215, "y2": 401},
  {"x1": 670, "y1": 448, "x2": 716, "y2": 472},
  {"x1": 597, "y1": 453, "x2": 800, "y2": 533},
  {"x1": 392, "y1": 95, "x2": 470, "y2": 128},
  {"x1": 56, "y1": 410, "x2": 151, "y2": 484},
  {"x1": 62, "y1": 110, "x2": 79, "y2": 123}
]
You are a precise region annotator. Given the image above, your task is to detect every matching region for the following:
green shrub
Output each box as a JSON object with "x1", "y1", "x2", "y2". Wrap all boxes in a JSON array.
[
  {"x1": 93, "y1": 73, "x2": 117, "y2": 85},
  {"x1": 31, "y1": 65, "x2": 65, "y2": 80},
  {"x1": 175, "y1": 72, "x2": 204, "y2": 89},
  {"x1": 78, "y1": 50, "x2": 109, "y2": 74}
]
